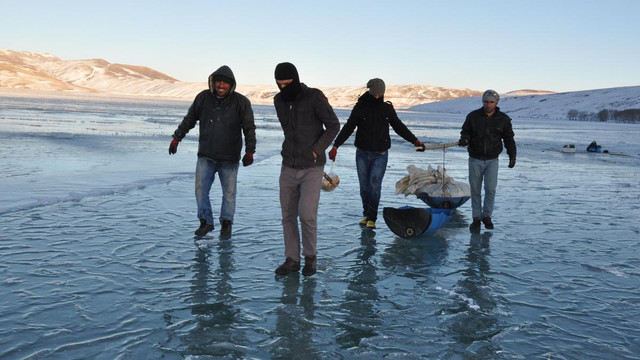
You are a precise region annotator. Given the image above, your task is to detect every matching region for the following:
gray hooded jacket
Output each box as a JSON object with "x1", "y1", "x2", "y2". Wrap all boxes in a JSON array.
[{"x1": 173, "y1": 65, "x2": 256, "y2": 162}]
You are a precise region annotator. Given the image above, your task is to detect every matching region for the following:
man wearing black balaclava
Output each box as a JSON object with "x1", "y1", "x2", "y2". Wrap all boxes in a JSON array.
[{"x1": 273, "y1": 62, "x2": 340, "y2": 277}]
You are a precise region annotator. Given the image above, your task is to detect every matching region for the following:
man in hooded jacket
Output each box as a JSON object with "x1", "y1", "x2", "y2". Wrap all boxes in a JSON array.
[
  {"x1": 273, "y1": 62, "x2": 340, "y2": 277},
  {"x1": 329, "y1": 78, "x2": 426, "y2": 229},
  {"x1": 169, "y1": 65, "x2": 256, "y2": 237}
]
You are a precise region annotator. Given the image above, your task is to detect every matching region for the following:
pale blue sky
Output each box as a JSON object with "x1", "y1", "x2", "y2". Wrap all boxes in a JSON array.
[{"x1": 2, "y1": 0, "x2": 639, "y2": 93}]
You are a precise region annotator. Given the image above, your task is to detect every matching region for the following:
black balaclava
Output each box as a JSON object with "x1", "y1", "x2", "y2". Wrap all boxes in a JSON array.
[{"x1": 274, "y1": 62, "x2": 302, "y2": 101}]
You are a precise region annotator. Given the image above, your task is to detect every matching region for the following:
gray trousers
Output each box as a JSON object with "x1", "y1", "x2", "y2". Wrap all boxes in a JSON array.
[{"x1": 279, "y1": 166, "x2": 323, "y2": 262}]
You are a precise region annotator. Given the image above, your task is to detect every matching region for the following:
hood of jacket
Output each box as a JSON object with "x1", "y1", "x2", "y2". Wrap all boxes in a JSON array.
[{"x1": 208, "y1": 65, "x2": 237, "y2": 94}]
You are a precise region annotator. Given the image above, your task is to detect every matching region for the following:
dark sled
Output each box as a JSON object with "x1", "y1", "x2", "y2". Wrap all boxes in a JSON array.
[{"x1": 417, "y1": 193, "x2": 470, "y2": 209}]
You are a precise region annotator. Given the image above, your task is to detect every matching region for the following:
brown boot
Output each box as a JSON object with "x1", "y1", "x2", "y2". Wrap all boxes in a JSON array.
[
  {"x1": 482, "y1": 216, "x2": 494, "y2": 229},
  {"x1": 469, "y1": 217, "x2": 481, "y2": 230},
  {"x1": 302, "y1": 256, "x2": 317, "y2": 276},
  {"x1": 275, "y1": 257, "x2": 300, "y2": 275}
]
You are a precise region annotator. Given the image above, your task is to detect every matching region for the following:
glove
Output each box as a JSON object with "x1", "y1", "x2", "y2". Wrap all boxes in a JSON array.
[
  {"x1": 508, "y1": 158, "x2": 516, "y2": 168},
  {"x1": 242, "y1": 152, "x2": 254, "y2": 167},
  {"x1": 328, "y1": 147, "x2": 338, "y2": 161},
  {"x1": 414, "y1": 140, "x2": 426, "y2": 152},
  {"x1": 458, "y1": 138, "x2": 468, "y2": 147},
  {"x1": 169, "y1": 138, "x2": 179, "y2": 155}
]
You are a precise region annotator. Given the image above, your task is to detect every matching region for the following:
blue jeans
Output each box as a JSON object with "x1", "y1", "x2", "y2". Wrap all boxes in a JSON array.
[
  {"x1": 195, "y1": 157, "x2": 238, "y2": 225},
  {"x1": 356, "y1": 149, "x2": 389, "y2": 222},
  {"x1": 468, "y1": 157, "x2": 499, "y2": 219}
]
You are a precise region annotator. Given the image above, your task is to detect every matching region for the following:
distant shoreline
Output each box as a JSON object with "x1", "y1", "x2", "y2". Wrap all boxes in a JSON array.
[
  {"x1": 0, "y1": 88, "x2": 361, "y2": 110},
  {"x1": 0, "y1": 89, "x2": 432, "y2": 113},
  {"x1": 0, "y1": 88, "x2": 193, "y2": 105}
]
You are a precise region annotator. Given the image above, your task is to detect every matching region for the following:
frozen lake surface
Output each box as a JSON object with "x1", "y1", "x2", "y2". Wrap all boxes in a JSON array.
[{"x1": 1, "y1": 95, "x2": 639, "y2": 359}]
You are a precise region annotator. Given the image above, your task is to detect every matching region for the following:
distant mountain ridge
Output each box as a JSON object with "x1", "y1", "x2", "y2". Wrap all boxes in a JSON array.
[
  {"x1": 410, "y1": 85, "x2": 640, "y2": 122},
  {"x1": 0, "y1": 49, "x2": 198, "y2": 97},
  {"x1": 0, "y1": 49, "x2": 483, "y2": 108}
]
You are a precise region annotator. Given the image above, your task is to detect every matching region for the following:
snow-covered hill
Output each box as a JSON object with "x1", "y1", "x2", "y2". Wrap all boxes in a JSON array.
[
  {"x1": 5, "y1": 49, "x2": 636, "y2": 118},
  {"x1": 0, "y1": 49, "x2": 199, "y2": 96},
  {"x1": 410, "y1": 86, "x2": 640, "y2": 122},
  {"x1": 0, "y1": 49, "x2": 481, "y2": 108}
]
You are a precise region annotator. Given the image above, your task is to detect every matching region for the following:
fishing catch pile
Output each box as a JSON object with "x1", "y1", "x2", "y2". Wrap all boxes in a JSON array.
[{"x1": 321, "y1": 172, "x2": 340, "y2": 192}]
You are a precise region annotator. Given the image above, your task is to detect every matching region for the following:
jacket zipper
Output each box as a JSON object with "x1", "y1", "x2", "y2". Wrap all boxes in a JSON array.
[{"x1": 289, "y1": 103, "x2": 296, "y2": 168}]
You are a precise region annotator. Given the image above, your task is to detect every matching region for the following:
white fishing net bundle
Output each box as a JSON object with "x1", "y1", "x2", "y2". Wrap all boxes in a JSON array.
[{"x1": 395, "y1": 164, "x2": 470, "y2": 198}]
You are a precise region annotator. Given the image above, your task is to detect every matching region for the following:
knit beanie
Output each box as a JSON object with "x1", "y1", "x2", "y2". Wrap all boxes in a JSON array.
[
  {"x1": 482, "y1": 89, "x2": 500, "y2": 103},
  {"x1": 367, "y1": 78, "x2": 386, "y2": 96},
  {"x1": 274, "y1": 62, "x2": 299, "y2": 81}
]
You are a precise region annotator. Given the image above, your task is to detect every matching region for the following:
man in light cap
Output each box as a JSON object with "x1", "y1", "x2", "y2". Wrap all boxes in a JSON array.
[
  {"x1": 458, "y1": 89, "x2": 516, "y2": 230},
  {"x1": 273, "y1": 62, "x2": 340, "y2": 277},
  {"x1": 169, "y1": 65, "x2": 256, "y2": 237},
  {"x1": 328, "y1": 78, "x2": 427, "y2": 229}
]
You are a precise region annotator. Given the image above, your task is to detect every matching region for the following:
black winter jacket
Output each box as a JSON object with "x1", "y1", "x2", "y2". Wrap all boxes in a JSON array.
[
  {"x1": 460, "y1": 107, "x2": 516, "y2": 161},
  {"x1": 274, "y1": 83, "x2": 340, "y2": 169},
  {"x1": 173, "y1": 66, "x2": 256, "y2": 162},
  {"x1": 333, "y1": 92, "x2": 418, "y2": 152}
]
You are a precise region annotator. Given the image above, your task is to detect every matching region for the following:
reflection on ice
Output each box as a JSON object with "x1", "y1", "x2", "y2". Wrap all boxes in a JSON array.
[
  {"x1": 181, "y1": 239, "x2": 248, "y2": 357},
  {"x1": 336, "y1": 230, "x2": 380, "y2": 349}
]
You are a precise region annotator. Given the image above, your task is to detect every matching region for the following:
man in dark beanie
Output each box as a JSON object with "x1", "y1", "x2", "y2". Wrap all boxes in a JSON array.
[
  {"x1": 169, "y1": 65, "x2": 256, "y2": 237},
  {"x1": 274, "y1": 62, "x2": 302, "y2": 102},
  {"x1": 328, "y1": 78, "x2": 427, "y2": 229},
  {"x1": 458, "y1": 89, "x2": 516, "y2": 231},
  {"x1": 273, "y1": 62, "x2": 340, "y2": 277},
  {"x1": 366, "y1": 78, "x2": 385, "y2": 97}
]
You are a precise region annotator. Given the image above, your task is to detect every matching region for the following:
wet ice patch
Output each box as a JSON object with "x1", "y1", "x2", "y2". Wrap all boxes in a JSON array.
[
  {"x1": 581, "y1": 264, "x2": 629, "y2": 278},
  {"x1": 436, "y1": 286, "x2": 480, "y2": 311},
  {"x1": 3, "y1": 277, "x2": 23, "y2": 285},
  {"x1": 194, "y1": 238, "x2": 218, "y2": 250}
]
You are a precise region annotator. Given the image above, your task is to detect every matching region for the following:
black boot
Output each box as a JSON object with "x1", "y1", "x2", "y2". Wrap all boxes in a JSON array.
[
  {"x1": 275, "y1": 257, "x2": 301, "y2": 275},
  {"x1": 482, "y1": 216, "x2": 494, "y2": 229},
  {"x1": 469, "y1": 217, "x2": 481, "y2": 230},
  {"x1": 302, "y1": 256, "x2": 317, "y2": 276},
  {"x1": 194, "y1": 219, "x2": 214, "y2": 236},
  {"x1": 221, "y1": 220, "x2": 232, "y2": 235}
]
